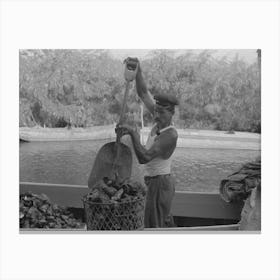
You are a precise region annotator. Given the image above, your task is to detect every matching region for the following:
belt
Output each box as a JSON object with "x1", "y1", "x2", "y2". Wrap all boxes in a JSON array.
[{"x1": 144, "y1": 174, "x2": 170, "y2": 181}]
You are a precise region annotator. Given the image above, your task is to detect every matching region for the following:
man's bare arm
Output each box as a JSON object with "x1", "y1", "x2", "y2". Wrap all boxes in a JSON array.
[
  {"x1": 135, "y1": 65, "x2": 155, "y2": 114},
  {"x1": 129, "y1": 129, "x2": 178, "y2": 164}
]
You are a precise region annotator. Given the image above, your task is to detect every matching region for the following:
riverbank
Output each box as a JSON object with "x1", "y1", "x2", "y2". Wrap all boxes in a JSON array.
[
  {"x1": 19, "y1": 125, "x2": 116, "y2": 142},
  {"x1": 141, "y1": 127, "x2": 260, "y2": 150},
  {"x1": 19, "y1": 125, "x2": 261, "y2": 150}
]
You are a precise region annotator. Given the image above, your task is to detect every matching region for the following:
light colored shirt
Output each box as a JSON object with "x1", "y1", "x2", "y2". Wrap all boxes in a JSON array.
[{"x1": 144, "y1": 124, "x2": 175, "y2": 177}]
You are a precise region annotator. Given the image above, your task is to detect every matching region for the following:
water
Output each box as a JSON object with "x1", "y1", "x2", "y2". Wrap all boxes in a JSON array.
[{"x1": 20, "y1": 140, "x2": 260, "y2": 193}]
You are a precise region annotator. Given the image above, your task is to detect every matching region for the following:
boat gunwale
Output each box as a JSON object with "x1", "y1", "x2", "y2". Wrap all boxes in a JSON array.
[
  {"x1": 20, "y1": 181, "x2": 221, "y2": 195},
  {"x1": 19, "y1": 181, "x2": 244, "y2": 221}
]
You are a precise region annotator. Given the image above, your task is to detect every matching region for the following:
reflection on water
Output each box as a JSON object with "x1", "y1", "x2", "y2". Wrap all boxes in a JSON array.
[{"x1": 20, "y1": 140, "x2": 260, "y2": 192}]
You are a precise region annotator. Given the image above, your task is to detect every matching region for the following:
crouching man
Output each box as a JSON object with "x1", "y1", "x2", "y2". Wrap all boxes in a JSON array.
[{"x1": 116, "y1": 58, "x2": 179, "y2": 228}]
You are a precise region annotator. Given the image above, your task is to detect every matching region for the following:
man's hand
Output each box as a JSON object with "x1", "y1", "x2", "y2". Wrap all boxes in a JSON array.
[
  {"x1": 125, "y1": 57, "x2": 141, "y2": 74},
  {"x1": 115, "y1": 123, "x2": 137, "y2": 137},
  {"x1": 124, "y1": 57, "x2": 139, "y2": 65}
]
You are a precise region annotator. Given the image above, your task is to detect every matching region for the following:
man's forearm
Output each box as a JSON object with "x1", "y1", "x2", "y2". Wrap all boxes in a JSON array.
[
  {"x1": 135, "y1": 68, "x2": 148, "y2": 98},
  {"x1": 129, "y1": 130, "x2": 149, "y2": 164}
]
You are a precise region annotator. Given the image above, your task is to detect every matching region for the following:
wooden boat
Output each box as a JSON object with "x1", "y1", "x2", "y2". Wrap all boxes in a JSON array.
[
  {"x1": 20, "y1": 181, "x2": 244, "y2": 231},
  {"x1": 19, "y1": 127, "x2": 259, "y2": 231}
]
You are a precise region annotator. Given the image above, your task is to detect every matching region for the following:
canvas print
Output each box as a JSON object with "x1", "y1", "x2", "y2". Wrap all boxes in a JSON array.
[{"x1": 19, "y1": 49, "x2": 261, "y2": 232}]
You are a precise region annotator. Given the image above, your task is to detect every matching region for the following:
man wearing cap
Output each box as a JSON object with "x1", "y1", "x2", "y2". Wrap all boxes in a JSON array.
[{"x1": 116, "y1": 58, "x2": 179, "y2": 228}]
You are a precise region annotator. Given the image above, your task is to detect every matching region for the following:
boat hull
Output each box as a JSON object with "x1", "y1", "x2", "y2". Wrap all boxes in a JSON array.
[{"x1": 20, "y1": 182, "x2": 244, "y2": 230}]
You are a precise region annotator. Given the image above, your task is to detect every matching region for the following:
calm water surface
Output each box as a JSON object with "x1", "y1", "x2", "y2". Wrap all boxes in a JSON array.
[{"x1": 20, "y1": 140, "x2": 260, "y2": 193}]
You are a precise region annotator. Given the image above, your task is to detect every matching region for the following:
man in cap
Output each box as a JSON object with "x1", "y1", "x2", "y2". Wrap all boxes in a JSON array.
[{"x1": 116, "y1": 58, "x2": 179, "y2": 228}]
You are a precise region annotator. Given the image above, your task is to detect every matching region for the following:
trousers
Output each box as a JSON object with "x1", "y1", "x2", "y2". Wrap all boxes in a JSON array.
[{"x1": 144, "y1": 174, "x2": 175, "y2": 228}]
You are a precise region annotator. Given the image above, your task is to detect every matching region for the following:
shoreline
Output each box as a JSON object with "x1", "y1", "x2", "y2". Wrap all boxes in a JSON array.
[
  {"x1": 20, "y1": 125, "x2": 260, "y2": 137},
  {"x1": 20, "y1": 125, "x2": 261, "y2": 150}
]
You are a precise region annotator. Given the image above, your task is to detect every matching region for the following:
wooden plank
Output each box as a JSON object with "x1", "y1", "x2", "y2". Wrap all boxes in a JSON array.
[
  {"x1": 171, "y1": 191, "x2": 243, "y2": 220},
  {"x1": 20, "y1": 228, "x2": 87, "y2": 232},
  {"x1": 20, "y1": 182, "x2": 243, "y2": 220},
  {"x1": 20, "y1": 224, "x2": 240, "y2": 232},
  {"x1": 144, "y1": 224, "x2": 240, "y2": 231}
]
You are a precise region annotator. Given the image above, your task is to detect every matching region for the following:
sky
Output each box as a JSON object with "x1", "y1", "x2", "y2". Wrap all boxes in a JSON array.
[{"x1": 109, "y1": 49, "x2": 258, "y2": 64}]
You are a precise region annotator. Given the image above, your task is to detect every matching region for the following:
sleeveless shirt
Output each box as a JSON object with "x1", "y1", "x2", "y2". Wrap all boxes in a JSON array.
[{"x1": 144, "y1": 124, "x2": 176, "y2": 177}]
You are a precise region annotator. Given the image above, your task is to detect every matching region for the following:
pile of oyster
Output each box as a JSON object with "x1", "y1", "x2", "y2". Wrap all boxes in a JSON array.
[
  {"x1": 20, "y1": 192, "x2": 84, "y2": 229},
  {"x1": 85, "y1": 177, "x2": 146, "y2": 203}
]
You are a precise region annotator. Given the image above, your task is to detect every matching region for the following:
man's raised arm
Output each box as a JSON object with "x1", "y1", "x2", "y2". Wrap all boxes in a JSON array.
[{"x1": 135, "y1": 63, "x2": 155, "y2": 115}]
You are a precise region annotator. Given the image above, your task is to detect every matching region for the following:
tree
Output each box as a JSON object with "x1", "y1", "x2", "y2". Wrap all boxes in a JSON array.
[{"x1": 19, "y1": 49, "x2": 260, "y2": 132}]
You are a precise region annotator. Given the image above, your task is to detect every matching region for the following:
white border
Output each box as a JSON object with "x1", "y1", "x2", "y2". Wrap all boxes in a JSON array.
[{"x1": 1, "y1": 1, "x2": 280, "y2": 280}]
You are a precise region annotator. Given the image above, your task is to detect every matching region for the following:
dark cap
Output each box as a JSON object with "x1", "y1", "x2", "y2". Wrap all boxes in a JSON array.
[{"x1": 154, "y1": 93, "x2": 179, "y2": 107}]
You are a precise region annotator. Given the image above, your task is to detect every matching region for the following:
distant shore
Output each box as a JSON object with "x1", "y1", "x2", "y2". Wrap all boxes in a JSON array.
[
  {"x1": 19, "y1": 125, "x2": 116, "y2": 142},
  {"x1": 19, "y1": 125, "x2": 261, "y2": 150}
]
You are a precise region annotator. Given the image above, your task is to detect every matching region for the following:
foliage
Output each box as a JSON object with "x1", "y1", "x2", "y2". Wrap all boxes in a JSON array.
[{"x1": 19, "y1": 49, "x2": 261, "y2": 132}]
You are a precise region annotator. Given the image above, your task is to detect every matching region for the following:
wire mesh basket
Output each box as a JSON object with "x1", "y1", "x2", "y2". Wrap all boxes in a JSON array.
[{"x1": 83, "y1": 197, "x2": 145, "y2": 230}]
